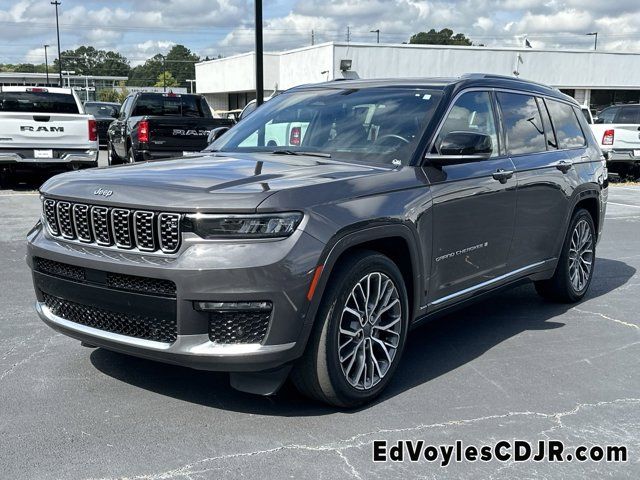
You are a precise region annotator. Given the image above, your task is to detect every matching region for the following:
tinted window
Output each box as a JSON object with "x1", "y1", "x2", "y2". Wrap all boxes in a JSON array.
[
  {"x1": 211, "y1": 87, "x2": 443, "y2": 166},
  {"x1": 497, "y1": 92, "x2": 546, "y2": 155},
  {"x1": 546, "y1": 99, "x2": 586, "y2": 149},
  {"x1": 597, "y1": 106, "x2": 617, "y2": 124},
  {"x1": 614, "y1": 106, "x2": 640, "y2": 124},
  {"x1": 132, "y1": 94, "x2": 211, "y2": 117},
  {"x1": 85, "y1": 103, "x2": 118, "y2": 117},
  {"x1": 0, "y1": 91, "x2": 79, "y2": 114},
  {"x1": 435, "y1": 91, "x2": 499, "y2": 157}
]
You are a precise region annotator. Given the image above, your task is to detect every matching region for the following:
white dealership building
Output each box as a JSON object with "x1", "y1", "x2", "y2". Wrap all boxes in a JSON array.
[{"x1": 195, "y1": 41, "x2": 640, "y2": 113}]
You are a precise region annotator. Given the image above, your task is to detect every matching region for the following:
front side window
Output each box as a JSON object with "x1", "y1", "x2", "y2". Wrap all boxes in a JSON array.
[
  {"x1": 434, "y1": 91, "x2": 499, "y2": 157},
  {"x1": 497, "y1": 92, "x2": 547, "y2": 155},
  {"x1": 546, "y1": 99, "x2": 586, "y2": 149},
  {"x1": 211, "y1": 87, "x2": 443, "y2": 165},
  {"x1": 597, "y1": 107, "x2": 617, "y2": 124}
]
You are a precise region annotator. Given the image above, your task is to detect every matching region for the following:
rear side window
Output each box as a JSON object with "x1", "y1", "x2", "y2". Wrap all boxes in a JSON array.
[
  {"x1": 132, "y1": 94, "x2": 211, "y2": 117},
  {"x1": 496, "y1": 92, "x2": 546, "y2": 155},
  {"x1": 545, "y1": 99, "x2": 586, "y2": 149},
  {"x1": 0, "y1": 91, "x2": 79, "y2": 114},
  {"x1": 614, "y1": 106, "x2": 640, "y2": 124}
]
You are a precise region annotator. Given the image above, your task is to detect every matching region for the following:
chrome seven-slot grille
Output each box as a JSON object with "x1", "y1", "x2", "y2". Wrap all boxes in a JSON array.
[{"x1": 43, "y1": 198, "x2": 181, "y2": 253}]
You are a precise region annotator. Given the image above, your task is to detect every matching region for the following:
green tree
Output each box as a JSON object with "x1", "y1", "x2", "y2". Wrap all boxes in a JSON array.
[
  {"x1": 409, "y1": 28, "x2": 473, "y2": 46},
  {"x1": 98, "y1": 88, "x2": 120, "y2": 102},
  {"x1": 54, "y1": 46, "x2": 130, "y2": 76},
  {"x1": 164, "y1": 44, "x2": 199, "y2": 87},
  {"x1": 127, "y1": 54, "x2": 164, "y2": 87},
  {"x1": 154, "y1": 71, "x2": 179, "y2": 88}
]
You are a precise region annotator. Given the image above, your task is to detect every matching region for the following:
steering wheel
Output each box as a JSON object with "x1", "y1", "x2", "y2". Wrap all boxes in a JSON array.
[{"x1": 375, "y1": 134, "x2": 410, "y2": 146}]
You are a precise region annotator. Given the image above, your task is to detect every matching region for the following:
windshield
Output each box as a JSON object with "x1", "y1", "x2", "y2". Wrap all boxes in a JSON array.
[
  {"x1": 85, "y1": 103, "x2": 119, "y2": 117},
  {"x1": 0, "y1": 92, "x2": 79, "y2": 114},
  {"x1": 210, "y1": 87, "x2": 443, "y2": 165}
]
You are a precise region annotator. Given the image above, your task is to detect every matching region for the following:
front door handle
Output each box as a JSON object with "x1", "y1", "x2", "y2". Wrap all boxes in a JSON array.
[
  {"x1": 492, "y1": 169, "x2": 514, "y2": 184},
  {"x1": 556, "y1": 160, "x2": 573, "y2": 173}
]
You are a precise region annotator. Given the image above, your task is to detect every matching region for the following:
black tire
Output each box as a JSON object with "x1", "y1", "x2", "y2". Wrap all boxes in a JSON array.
[
  {"x1": 535, "y1": 208, "x2": 596, "y2": 303},
  {"x1": 291, "y1": 250, "x2": 409, "y2": 408},
  {"x1": 107, "y1": 141, "x2": 119, "y2": 166}
]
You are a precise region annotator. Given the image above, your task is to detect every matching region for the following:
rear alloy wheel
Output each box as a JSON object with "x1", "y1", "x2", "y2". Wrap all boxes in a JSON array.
[
  {"x1": 292, "y1": 250, "x2": 409, "y2": 407},
  {"x1": 535, "y1": 208, "x2": 595, "y2": 302}
]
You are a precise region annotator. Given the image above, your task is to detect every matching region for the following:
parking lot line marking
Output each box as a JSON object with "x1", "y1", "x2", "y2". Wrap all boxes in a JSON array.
[{"x1": 608, "y1": 202, "x2": 640, "y2": 209}]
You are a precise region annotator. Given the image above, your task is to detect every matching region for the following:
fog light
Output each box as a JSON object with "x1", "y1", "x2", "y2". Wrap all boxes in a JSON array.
[{"x1": 194, "y1": 301, "x2": 272, "y2": 312}]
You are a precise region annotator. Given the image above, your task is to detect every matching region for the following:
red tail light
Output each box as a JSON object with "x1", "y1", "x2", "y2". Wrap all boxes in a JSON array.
[
  {"x1": 290, "y1": 126, "x2": 301, "y2": 146},
  {"x1": 138, "y1": 120, "x2": 149, "y2": 143},
  {"x1": 602, "y1": 129, "x2": 614, "y2": 146},
  {"x1": 88, "y1": 119, "x2": 97, "y2": 142}
]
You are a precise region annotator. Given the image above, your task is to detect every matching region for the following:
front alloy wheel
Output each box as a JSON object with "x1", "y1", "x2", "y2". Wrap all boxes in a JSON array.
[
  {"x1": 338, "y1": 272, "x2": 402, "y2": 390},
  {"x1": 291, "y1": 250, "x2": 409, "y2": 407}
]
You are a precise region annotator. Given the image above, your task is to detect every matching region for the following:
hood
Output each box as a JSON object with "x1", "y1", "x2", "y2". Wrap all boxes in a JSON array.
[{"x1": 40, "y1": 152, "x2": 390, "y2": 212}]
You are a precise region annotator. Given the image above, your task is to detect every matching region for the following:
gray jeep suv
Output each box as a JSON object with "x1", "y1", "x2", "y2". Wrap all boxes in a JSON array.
[{"x1": 27, "y1": 75, "x2": 608, "y2": 407}]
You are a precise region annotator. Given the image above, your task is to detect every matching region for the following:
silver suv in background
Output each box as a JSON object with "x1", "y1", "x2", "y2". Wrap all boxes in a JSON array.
[{"x1": 28, "y1": 75, "x2": 607, "y2": 407}]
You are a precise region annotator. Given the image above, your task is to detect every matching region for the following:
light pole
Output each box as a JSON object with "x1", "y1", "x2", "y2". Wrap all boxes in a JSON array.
[
  {"x1": 51, "y1": 1, "x2": 62, "y2": 86},
  {"x1": 255, "y1": 0, "x2": 264, "y2": 106},
  {"x1": 370, "y1": 29, "x2": 380, "y2": 44},
  {"x1": 186, "y1": 79, "x2": 195, "y2": 93},
  {"x1": 44, "y1": 44, "x2": 50, "y2": 85},
  {"x1": 587, "y1": 32, "x2": 598, "y2": 50}
]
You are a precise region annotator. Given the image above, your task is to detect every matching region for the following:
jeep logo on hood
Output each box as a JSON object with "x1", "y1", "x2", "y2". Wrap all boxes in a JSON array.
[
  {"x1": 173, "y1": 129, "x2": 210, "y2": 136},
  {"x1": 21, "y1": 126, "x2": 64, "y2": 132},
  {"x1": 93, "y1": 188, "x2": 113, "y2": 197}
]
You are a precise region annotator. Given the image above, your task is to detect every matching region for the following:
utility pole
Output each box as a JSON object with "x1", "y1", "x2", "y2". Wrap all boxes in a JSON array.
[
  {"x1": 587, "y1": 32, "x2": 598, "y2": 50},
  {"x1": 44, "y1": 44, "x2": 50, "y2": 85},
  {"x1": 370, "y1": 29, "x2": 380, "y2": 43},
  {"x1": 311, "y1": 30, "x2": 314, "y2": 46},
  {"x1": 51, "y1": 1, "x2": 62, "y2": 86},
  {"x1": 255, "y1": 0, "x2": 264, "y2": 106},
  {"x1": 346, "y1": 25, "x2": 350, "y2": 43},
  {"x1": 162, "y1": 55, "x2": 166, "y2": 92}
]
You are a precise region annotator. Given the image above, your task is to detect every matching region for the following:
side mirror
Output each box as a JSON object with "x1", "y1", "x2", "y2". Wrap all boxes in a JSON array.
[
  {"x1": 207, "y1": 126, "x2": 230, "y2": 145},
  {"x1": 425, "y1": 131, "x2": 493, "y2": 165}
]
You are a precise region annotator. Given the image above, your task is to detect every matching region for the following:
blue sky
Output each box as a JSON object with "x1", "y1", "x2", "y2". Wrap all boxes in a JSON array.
[{"x1": 0, "y1": 0, "x2": 639, "y2": 66}]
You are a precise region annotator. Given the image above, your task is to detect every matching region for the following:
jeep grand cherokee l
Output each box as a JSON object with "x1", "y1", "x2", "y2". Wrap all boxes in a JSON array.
[{"x1": 27, "y1": 75, "x2": 607, "y2": 407}]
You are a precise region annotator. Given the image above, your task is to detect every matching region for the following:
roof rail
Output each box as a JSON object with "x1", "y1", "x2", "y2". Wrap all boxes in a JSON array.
[{"x1": 460, "y1": 73, "x2": 558, "y2": 91}]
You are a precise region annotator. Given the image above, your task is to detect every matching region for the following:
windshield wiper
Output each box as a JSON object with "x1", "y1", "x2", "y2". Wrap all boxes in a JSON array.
[{"x1": 270, "y1": 149, "x2": 331, "y2": 158}]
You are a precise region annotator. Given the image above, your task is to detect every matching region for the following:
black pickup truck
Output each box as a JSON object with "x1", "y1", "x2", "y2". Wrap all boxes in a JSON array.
[{"x1": 106, "y1": 92, "x2": 233, "y2": 164}]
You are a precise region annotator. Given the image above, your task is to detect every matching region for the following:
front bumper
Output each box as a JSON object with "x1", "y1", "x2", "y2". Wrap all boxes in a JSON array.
[
  {"x1": 0, "y1": 148, "x2": 99, "y2": 165},
  {"x1": 27, "y1": 222, "x2": 325, "y2": 372}
]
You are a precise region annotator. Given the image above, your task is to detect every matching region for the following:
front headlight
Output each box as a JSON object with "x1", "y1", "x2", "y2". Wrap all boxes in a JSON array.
[{"x1": 183, "y1": 212, "x2": 303, "y2": 239}]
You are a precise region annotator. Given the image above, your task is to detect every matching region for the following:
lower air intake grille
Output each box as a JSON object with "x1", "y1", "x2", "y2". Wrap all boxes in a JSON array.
[
  {"x1": 208, "y1": 308, "x2": 272, "y2": 344},
  {"x1": 43, "y1": 292, "x2": 177, "y2": 343},
  {"x1": 35, "y1": 257, "x2": 85, "y2": 282},
  {"x1": 105, "y1": 272, "x2": 176, "y2": 297}
]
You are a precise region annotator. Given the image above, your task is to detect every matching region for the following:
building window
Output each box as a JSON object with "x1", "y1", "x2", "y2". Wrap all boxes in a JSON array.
[{"x1": 228, "y1": 92, "x2": 257, "y2": 110}]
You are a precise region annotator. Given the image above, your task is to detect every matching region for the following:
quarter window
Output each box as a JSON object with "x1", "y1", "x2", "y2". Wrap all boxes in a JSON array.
[
  {"x1": 435, "y1": 91, "x2": 499, "y2": 157},
  {"x1": 496, "y1": 92, "x2": 547, "y2": 155},
  {"x1": 545, "y1": 99, "x2": 586, "y2": 149}
]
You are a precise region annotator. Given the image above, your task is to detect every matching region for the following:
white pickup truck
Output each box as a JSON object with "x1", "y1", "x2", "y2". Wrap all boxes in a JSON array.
[
  {"x1": 0, "y1": 86, "x2": 98, "y2": 176},
  {"x1": 590, "y1": 104, "x2": 640, "y2": 178}
]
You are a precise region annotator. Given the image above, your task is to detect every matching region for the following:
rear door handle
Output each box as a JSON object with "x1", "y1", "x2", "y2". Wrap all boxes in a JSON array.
[
  {"x1": 556, "y1": 160, "x2": 573, "y2": 173},
  {"x1": 492, "y1": 169, "x2": 514, "y2": 184}
]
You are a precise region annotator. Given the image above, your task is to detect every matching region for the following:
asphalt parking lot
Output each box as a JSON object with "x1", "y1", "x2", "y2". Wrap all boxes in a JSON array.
[{"x1": 0, "y1": 166, "x2": 638, "y2": 478}]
